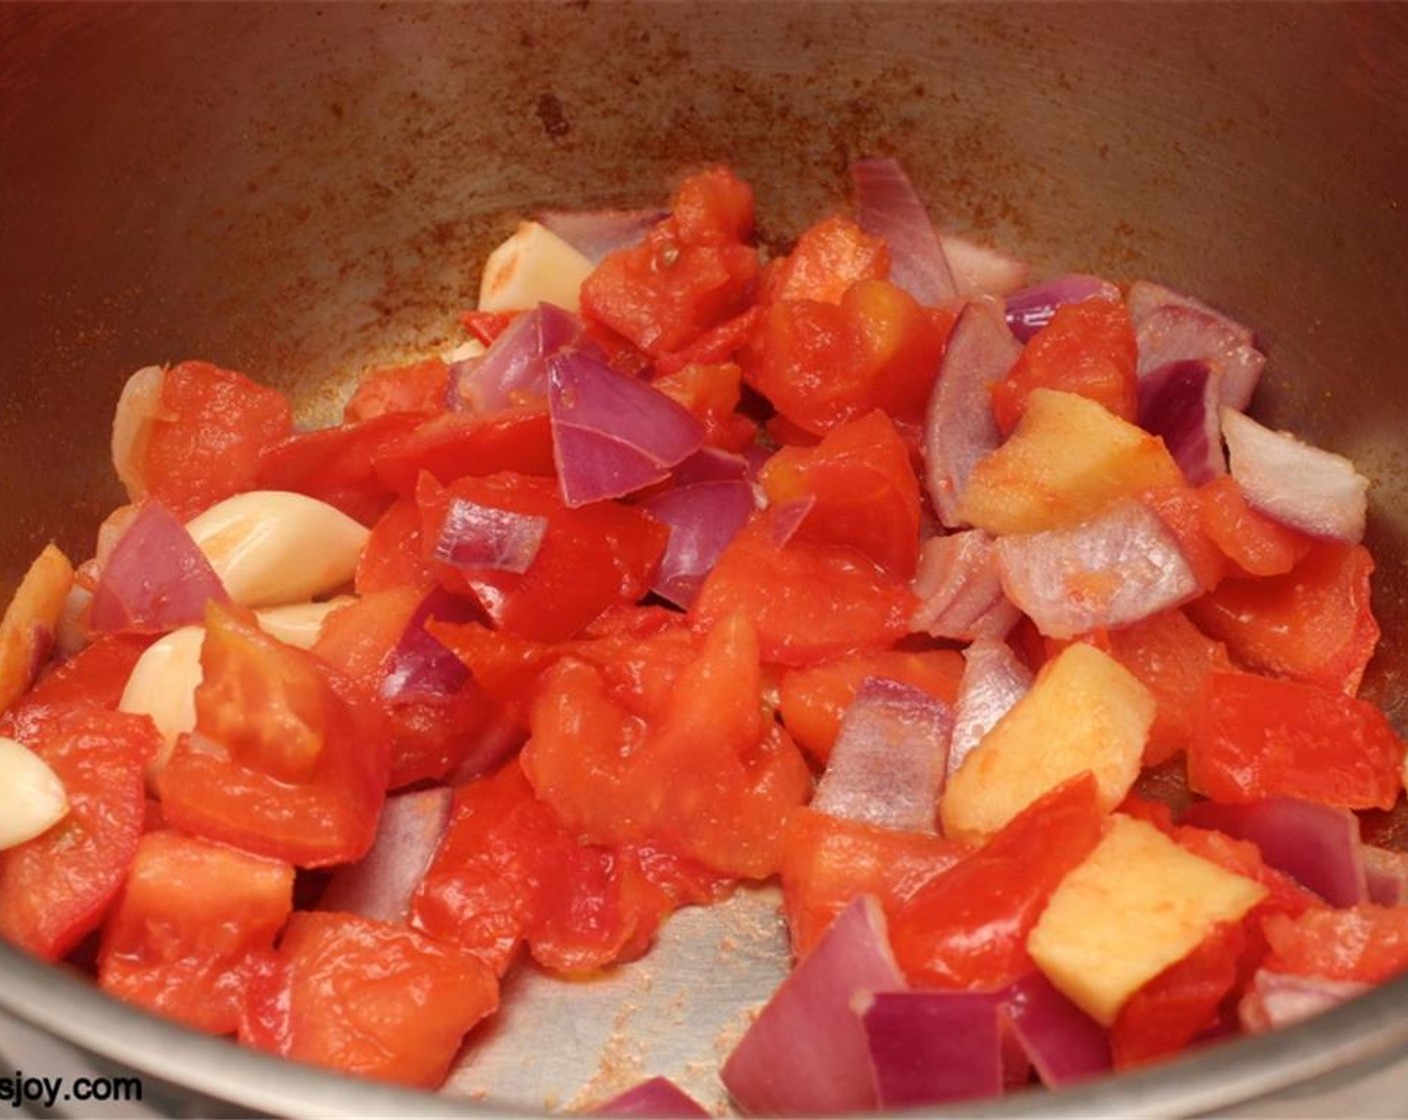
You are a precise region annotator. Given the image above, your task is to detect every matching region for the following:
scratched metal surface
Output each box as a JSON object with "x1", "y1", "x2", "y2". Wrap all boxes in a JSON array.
[{"x1": 2, "y1": 3, "x2": 1408, "y2": 1118}]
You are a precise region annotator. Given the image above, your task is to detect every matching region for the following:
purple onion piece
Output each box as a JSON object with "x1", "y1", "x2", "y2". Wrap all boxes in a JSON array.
[
  {"x1": 1182, "y1": 797, "x2": 1368, "y2": 908},
  {"x1": 89, "y1": 501, "x2": 230, "y2": 634},
  {"x1": 640, "y1": 478, "x2": 755, "y2": 609},
  {"x1": 1363, "y1": 845, "x2": 1408, "y2": 906},
  {"x1": 924, "y1": 297, "x2": 1021, "y2": 528},
  {"x1": 317, "y1": 787, "x2": 453, "y2": 923},
  {"x1": 538, "y1": 208, "x2": 668, "y2": 266},
  {"x1": 433, "y1": 498, "x2": 548, "y2": 575},
  {"x1": 590, "y1": 1077, "x2": 709, "y2": 1119},
  {"x1": 1137, "y1": 359, "x2": 1226, "y2": 485},
  {"x1": 721, "y1": 896, "x2": 905, "y2": 1116},
  {"x1": 1002, "y1": 972, "x2": 1112, "y2": 1088},
  {"x1": 860, "y1": 989, "x2": 1006, "y2": 1108},
  {"x1": 547, "y1": 350, "x2": 705, "y2": 507},
  {"x1": 448, "y1": 303, "x2": 598, "y2": 414},
  {"x1": 1132, "y1": 295, "x2": 1265, "y2": 413},
  {"x1": 910, "y1": 529, "x2": 1019, "y2": 642},
  {"x1": 950, "y1": 637, "x2": 1033, "y2": 779},
  {"x1": 813, "y1": 677, "x2": 954, "y2": 834},
  {"x1": 1239, "y1": 969, "x2": 1369, "y2": 1033},
  {"x1": 379, "y1": 587, "x2": 485, "y2": 706},
  {"x1": 1004, "y1": 274, "x2": 1122, "y2": 342},
  {"x1": 851, "y1": 157, "x2": 958, "y2": 305},
  {"x1": 940, "y1": 233, "x2": 1030, "y2": 298}
]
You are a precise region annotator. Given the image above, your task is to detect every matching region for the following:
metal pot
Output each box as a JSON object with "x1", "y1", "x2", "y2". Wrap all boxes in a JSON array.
[{"x1": 2, "y1": 3, "x2": 1407, "y2": 1116}]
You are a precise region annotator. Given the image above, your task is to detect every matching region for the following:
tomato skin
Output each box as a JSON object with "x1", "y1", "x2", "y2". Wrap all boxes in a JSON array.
[
  {"x1": 1186, "y1": 542, "x2": 1379, "y2": 695},
  {"x1": 890, "y1": 773, "x2": 1104, "y2": 990},
  {"x1": 1188, "y1": 669, "x2": 1405, "y2": 810},
  {"x1": 417, "y1": 472, "x2": 667, "y2": 643},
  {"x1": 761, "y1": 215, "x2": 889, "y2": 305},
  {"x1": 1139, "y1": 484, "x2": 1228, "y2": 593},
  {"x1": 0, "y1": 708, "x2": 158, "y2": 960},
  {"x1": 240, "y1": 911, "x2": 498, "y2": 1088},
  {"x1": 1110, "y1": 921, "x2": 1244, "y2": 1070},
  {"x1": 780, "y1": 807, "x2": 969, "y2": 957},
  {"x1": 0, "y1": 635, "x2": 151, "y2": 745},
  {"x1": 990, "y1": 299, "x2": 1137, "y2": 435},
  {"x1": 142, "y1": 361, "x2": 293, "y2": 520},
  {"x1": 1262, "y1": 905, "x2": 1408, "y2": 984},
  {"x1": 98, "y1": 831, "x2": 293, "y2": 1034},
  {"x1": 344, "y1": 357, "x2": 449, "y2": 422},
  {"x1": 759, "y1": 409, "x2": 922, "y2": 579},
  {"x1": 372, "y1": 408, "x2": 557, "y2": 496},
  {"x1": 355, "y1": 497, "x2": 436, "y2": 595},
  {"x1": 691, "y1": 512, "x2": 917, "y2": 668},
  {"x1": 256, "y1": 411, "x2": 427, "y2": 525},
  {"x1": 778, "y1": 648, "x2": 964, "y2": 764},
  {"x1": 460, "y1": 310, "x2": 518, "y2": 346},
  {"x1": 741, "y1": 279, "x2": 949, "y2": 435},
  {"x1": 673, "y1": 165, "x2": 756, "y2": 246},
  {"x1": 157, "y1": 603, "x2": 390, "y2": 867}
]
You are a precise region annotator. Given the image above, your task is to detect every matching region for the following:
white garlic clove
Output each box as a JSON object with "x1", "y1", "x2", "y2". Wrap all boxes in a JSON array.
[
  {"x1": 254, "y1": 596, "x2": 355, "y2": 650},
  {"x1": 477, "y1": 221, "x2": 594, "y2": 314},
  {"x1": 184, "y1": 491, "x2": 369, "y2": 610},
  {"x1": 0, "y1": 736, "x2": 69, "y2": 850},
  {"x1": 117, "y1": 625, "x2": 205, "y2": 777}
]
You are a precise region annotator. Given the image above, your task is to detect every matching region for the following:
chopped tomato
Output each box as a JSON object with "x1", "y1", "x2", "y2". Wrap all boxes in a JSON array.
[
  {"x1": 1262, "y1": 905, "x2": 1408, "y2": 985},
  {"x1": 780, "y1": 807, "x2": 969, "y2": 957},
  {"x1": 1110, "y1": 922, "x2": 1244, "y2": 1070},
  {"x1": 256, "y1": 411, "x2": 427, "y2": 524},
  {"x1": 1188, "y1": 669, "x2": 1405, "y2": 810},
  {"x1": 344, "y1": 357, "x2": 450, "y2": 422},
  {"x1": 1186, "y1": 541, "x2": 1379, "y2": 695},
  {"x1": 240, "y1": 911, "x2": 498, "y2": 1088},
  {"x1": 1197, "y1": 475, "x2": 1313, "y2": 578},
  {"x1": 98, "y1": 831, "x2": 293, "y2": 1034},
  {"x1": 157, "y1": 603, "x2": 389, "y2": 866},
  {"x1": 460, "y1": 309, "x2": 518, "y2": 346},
  {"x1": 355, "y1": 497, "x2": 436, "y2": 595},
  {"x1": 889, "y1": 773, "x2": 1104, "y2": 989},
  {"x1": 653, "y1": 309, "x2": 763, "y2": 381},
  {"x1": 0, "y1": 707, "x2": 158, "y2": 960},
  {"x1": 673, "y1": 165, "x2": 755, "y2": 246},
  {"x1": 0, "y1": 544, "x2": 72, "y2": 717},
  {"x1": 650, "y1": 361, "x2": 757, "y2": 450},
  {"x1": 741, "y1": 278, "x2": 949, "y2": 435},
  {"x1": 416, "y1": 472, "x2": 667, "y2": 643},
  {"x1": 761, "y1": 215, "x2": 890, "y2": 305},
  {"x1": 691, "y1": 512, "x2": 917, "y2": 668},
  {"x1": 758, "y1": 409, "x2": 922, "y2": 578},
  {"x1": 372, "y1": 408, "x2": 557, "y2": 496},
  {"x1": 0, "y1": 634, "x2": 150, "y2": 745},
  {"x1": 990, "y1": 299, "x2": 1137, "y2": 436},
  {"x1": 522, "y1": 611, "x2": 812, "y2": 878},
  {"x1": 140, "y1": 361, "x2": 293, "y2": 520},
  {"x1": 778, "y1": 648, "x2": 964, "y2": 764},
  {"x1": 1139, "y1": 485, "x2": 1227, "y2": 593}
]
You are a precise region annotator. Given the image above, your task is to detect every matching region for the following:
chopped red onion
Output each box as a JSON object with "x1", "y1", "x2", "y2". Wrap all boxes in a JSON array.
[
  {"x1": 1220, "y1": 407, "x2": 1369, "y2": 542},
  {"x1": 640, "y1": 475, "x2": 755, "y2": 609},
  {"x1": 859, "y1": 989, "x2": 1005, "y2": 1108},
  {"x1": 432, "y1": 497, "x2": 548, "y2": 574},
  {"x1": 547, "y1": 350, "x2": 705, "y2": 507},
  {"x1": 589, "y1": 1077, "x2": 709, "y2": 1118},
  {"x1": 1137, "y1": 359, "x2": 1226, "y2": 485},
  {"x1": 909, "y1": 529, "x2": 1019, "y2": 642},
  {"x1": 721, "y1": 896, "x2": 904, "y2": 1116},
  {"x1": 448, "y1": 303, "x2": 591, "y2": 414},
  {"x1": 1002, "y1": 972, "x2": 1111, "y2": 1088},
  {"x1": 670, "y1": 446, "x2": 751, "y2": 486},
  {"x1": 89, "y1": 501, "x2": 229, "y2": 634},
  {"x1": 379, "y1": 588, "x2": 486, "y2": 705},
  {"x1": 950, "y1": 638, "x2": 1033, "y2": 779},
  {"x1": 812, "y1": 677, "x2": 954, "y2": 834},
  {"x1": 444, "y1": 704, "x2": 529, "y2": 785},
  {"x1": 1129, "y1": 283, "x2": 1265, "y2": 412},
  {"x1": 923, "y1": 297, "x2": 1021, "y2": 527},
  {"x1": 538, "y1": 208, "x2": 668, "y2": 266},
  {"x1": 1239, "y1": 969, "x2": 1369, "y2": 1034},
  {"x1": 1363, "y1": 845, "x2": 1408, "y2": 906},
  {"x1": 851, "y1": 158, "x2": 958, "y2": 305},
  {"x1": 994, "y1": 500, "x2": 1199, "y2": 639},
  {"x1": 1182, "y1": 798, "x2": 1368, "y2": 908},
  {"x1": 1005, "y1": 275, "x2": 1122, "y2": 343},
  {"x1": 940, "y1": 233, "x2": 1030, "y2": 298},
  {"x1": 317, "y1": 787, "x2": 453, "y2": 924}
]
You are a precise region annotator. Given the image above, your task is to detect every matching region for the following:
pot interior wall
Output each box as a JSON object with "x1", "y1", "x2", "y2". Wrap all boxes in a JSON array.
[{"x1": 2, "y1": 1, "x2": 1408, "y2": 1113}]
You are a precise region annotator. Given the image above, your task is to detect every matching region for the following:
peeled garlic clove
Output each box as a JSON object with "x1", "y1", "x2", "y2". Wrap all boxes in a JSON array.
[
  {"x1": 184, "y1": 491, "x2": 369, "y2": 609},
  {"x1": 118, "y1": 625, "x2": 205, "y2": 776},
  {"x1": 110, "y1": 364, "x2": 166, "y2": 502},
  {"x1": 0, "y1": 736, "x2": 69, "y2": 850},
  {"x1": 254, "y1": 596, "x2": 354, "y2": 650},
  {"x1": 477, "y1": 221, "x2": 594, "y2": 314}
]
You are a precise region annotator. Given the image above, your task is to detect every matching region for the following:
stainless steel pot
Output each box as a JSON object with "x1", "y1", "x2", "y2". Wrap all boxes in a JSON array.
[{"x1": 3, "y1": 3, "x2": 1407, "y2": 1116}]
